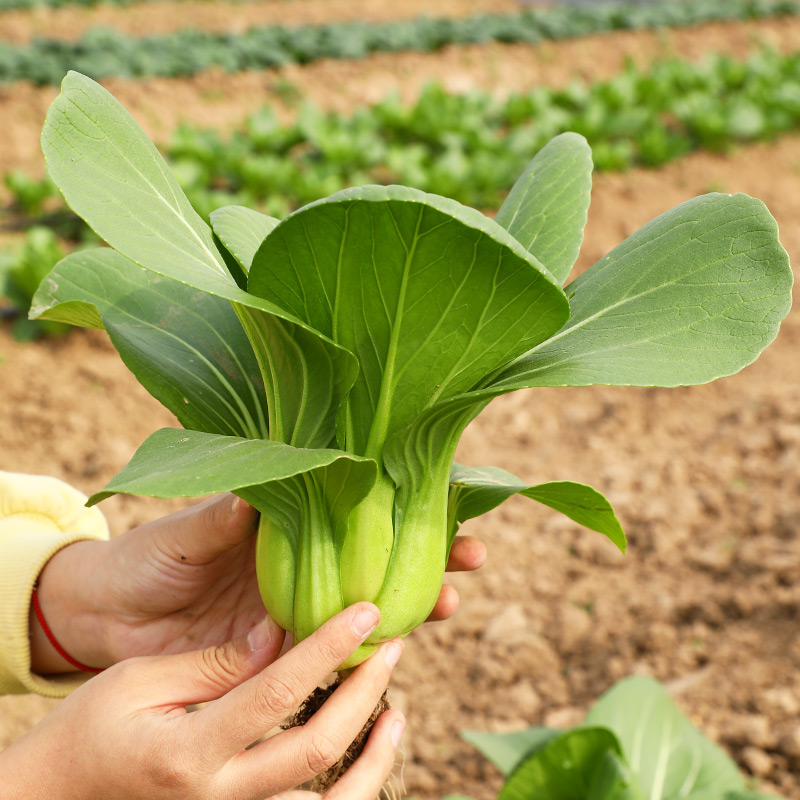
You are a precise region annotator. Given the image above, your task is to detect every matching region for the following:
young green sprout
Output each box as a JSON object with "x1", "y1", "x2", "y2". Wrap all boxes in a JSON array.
[{"x1": 33, "y1": 72, "x2": 792, "y2": 668}]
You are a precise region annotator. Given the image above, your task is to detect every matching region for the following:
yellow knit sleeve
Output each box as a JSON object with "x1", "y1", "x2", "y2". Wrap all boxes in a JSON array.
[{"x1": 0, "y1": 471, "x2": 109, "y2": 698}]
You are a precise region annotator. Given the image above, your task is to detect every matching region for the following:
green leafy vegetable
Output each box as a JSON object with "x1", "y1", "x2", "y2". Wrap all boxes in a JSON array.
[
  {"x1": 463, "y1": 677, "x2": 788, "y2": 800},
  {"x1": 32, "y1": 72, "x2": 792, "y2": 668},
  {"x1": 499, "y1": 728, "x2": 644, "y2": 800},
  {"x1": 585, "y1": 677, "x2": 746, "y2": 799},
  {"x1": 0, "y1": 227, "x2": 72, "y2": 340}
]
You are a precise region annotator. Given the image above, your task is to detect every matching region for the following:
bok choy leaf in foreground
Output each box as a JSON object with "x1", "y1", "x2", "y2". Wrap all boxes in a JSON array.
[
  {"x1": 459, "y1": 677, "x2": 785, "y2": 800},
  {"x1": 33, "y1": 72, "x2": 793, "y2": 667}
]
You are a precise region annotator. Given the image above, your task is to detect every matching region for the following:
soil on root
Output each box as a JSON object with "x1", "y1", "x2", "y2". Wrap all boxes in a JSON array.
[{"x1": 284, "y1": 681, "x2": 390, "y2": 792}]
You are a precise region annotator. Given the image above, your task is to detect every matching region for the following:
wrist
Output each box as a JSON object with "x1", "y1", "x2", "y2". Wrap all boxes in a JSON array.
[{"x1": 29, "y1": 539, "x2": 114, "y2": 674}]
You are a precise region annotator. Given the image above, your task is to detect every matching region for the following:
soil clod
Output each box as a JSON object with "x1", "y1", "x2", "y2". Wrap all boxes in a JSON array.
[{"x1": 283, "y1": 680, "x2": 390, "y2": 792}]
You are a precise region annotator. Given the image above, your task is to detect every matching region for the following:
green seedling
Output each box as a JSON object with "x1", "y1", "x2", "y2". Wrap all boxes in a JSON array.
[
  {"x1": 454, "y1": 676, "x2": 785, "y2": 800},
  {"x1": 0, "y1": 227, "x2": 70, "y2": 340}
]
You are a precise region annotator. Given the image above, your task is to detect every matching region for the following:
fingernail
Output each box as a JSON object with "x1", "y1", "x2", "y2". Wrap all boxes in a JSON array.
[
  {"x1": 383, "y1": 640, "x2": 403, "y2": 668},
  {"x1": 352, "y1": 606, "x2": 379, "y2": 638},
  {"x1": 248, "y1": 618, "x2": 274, "y2": 652},
  {"x1": 231, "y1": 496, "x2": 241, "y2": 516},
  {"x1": 391, "y1": 717, "x2": 405, "y2": 748}
]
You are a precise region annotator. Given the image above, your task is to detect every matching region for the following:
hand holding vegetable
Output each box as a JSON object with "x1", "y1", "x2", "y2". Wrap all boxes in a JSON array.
[
  {"x1": 31, "y1": 493, "x2": 484, "y2": 673},
  {"x1": 5, "y1": 604, "x2": 405, "y2": 800}
]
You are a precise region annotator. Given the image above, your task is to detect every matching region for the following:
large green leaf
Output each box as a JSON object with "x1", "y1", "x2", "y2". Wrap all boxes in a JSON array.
[
  {"x1": 42, "y1": 72, "x2": 234, "y2": 296},
  {"x1": 31, "y1": 249, "x2": 267, "y2": 439},
  {"x1": 88, "y1": 427, "x2": 376, "y2": 507},
  {"x1": 495, "y1": 132, "x2": 593, "y2": 285},
  {"x1": 248, "y1": 185, "x2": 570, "y2": 457},
  {"x1": 449, "y1": 463, "x2": 625, "y2": 552},
  {"x1": 490, "y1": 193, "x2": 792, "y2": 390},
  {"x1": 499, "y1": 728, "x2": 644, "y2": 800},
  {"x1": 585, "y1": 677, "x2": 745, "y2": 800},
  {"x1": 462, "y1": 726, "x2": 559, "y2": 776},
  {"x1": 233, "y1": 306, "x2": 352, "y2": 448},
  {"x1": 210, "y1": 205, "x2": 280, "y2": 274},
  {"x1": 41, "y1": 72, "x2": 358, "y2": 448},
  {"x1": 38, "y1": 72, "x2": 333, "y2": 333},
  {"x1": 208, "y1": 206, "x2": 354, "y2": 446}
]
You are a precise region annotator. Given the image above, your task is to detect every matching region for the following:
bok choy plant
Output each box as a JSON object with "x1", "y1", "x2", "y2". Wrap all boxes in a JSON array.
[
  {"x1": 32, "y1": 72, "x2": 792, "y2": 668},
  {"x1": 441, "y1": 677, "x2": 783, "y2": 800}
]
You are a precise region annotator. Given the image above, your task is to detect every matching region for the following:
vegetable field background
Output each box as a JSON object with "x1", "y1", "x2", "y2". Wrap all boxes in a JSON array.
[{"x1": 1, "y1": 1, "x2": 799, "y2": 798}]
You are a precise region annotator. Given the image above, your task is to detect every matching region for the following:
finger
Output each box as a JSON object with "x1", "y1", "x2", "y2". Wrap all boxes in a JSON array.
[
  {"x1": 426, "y1": 583, "x2": 459, "y2": 622},
  {"x1": 223, "y1": 639, "x2": 402, "y2": 795},
  {"x1": 324, "y1": 709, "x2": 405, "y2": 799},
  {"x1": 267, "y1": 711, "x2": 404, "y2": 800},
  {"x1": 116, "y1": 616, "x2": 285, "y2": 707},
  {"x1": 446, "y1": 535, "x2": 486, "y2": 572},
  {"x1": 148, "y1": 493, "x2": 259, "y2": 565},
  {"x1": 193, "y1": 603, "x2": 381, "y2": 760}
]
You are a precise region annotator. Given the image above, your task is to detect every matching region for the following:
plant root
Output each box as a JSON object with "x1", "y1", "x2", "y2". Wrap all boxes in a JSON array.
[{"x1": 283, "y1": 679, "x2": 390, "y2": 793}]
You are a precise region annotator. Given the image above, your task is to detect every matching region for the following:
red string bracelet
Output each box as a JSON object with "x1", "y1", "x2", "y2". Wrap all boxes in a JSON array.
[{"x1": 31, "y1": 580, "x2": 104, "y2": 674}]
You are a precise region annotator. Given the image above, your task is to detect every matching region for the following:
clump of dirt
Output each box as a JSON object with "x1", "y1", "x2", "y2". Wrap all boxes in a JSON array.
[{"x1": 284, "y1": 681, "x2": 390, "y2": 792}]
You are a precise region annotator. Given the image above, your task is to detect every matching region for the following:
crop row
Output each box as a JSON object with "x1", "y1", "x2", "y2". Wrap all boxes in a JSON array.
[
  {"x1": 2, "y1": 0, "x2": 800, "y2": 86},
  {"x1": 5, "y1": 45, "x2": 800, "y2": 335},
  {"x1": 7, "y1": 45, "x2": 800, "y2": 225}
]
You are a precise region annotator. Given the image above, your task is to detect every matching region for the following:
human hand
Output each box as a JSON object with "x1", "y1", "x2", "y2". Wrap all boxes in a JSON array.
[
  {"x1": 4, "y1": 604, "x2": 405, "y2": 800},
  {"x1": 428, "y1": 533, "x2": 487, "y2": 622},
  {"x1": 32, "y1": 494, "x2": 485, "y2": 672},
  {"x1": 32, "y1": 494, "x2": 265, "y2": 671}
]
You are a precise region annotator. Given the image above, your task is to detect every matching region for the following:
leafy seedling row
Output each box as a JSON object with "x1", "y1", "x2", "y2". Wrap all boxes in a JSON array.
[
  {"x1": 2, "y1": 0, "x2": 800, "y2": 85},
  {"x1": 5, "y1": 44, "x2": 800, "y2": 273}
]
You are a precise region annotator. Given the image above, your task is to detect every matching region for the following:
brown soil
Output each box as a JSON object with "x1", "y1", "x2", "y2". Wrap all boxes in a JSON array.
[
  {"x1": 1, "y1": 134, "x2": 799, "y2": 798},
  {"x1": 285, "y1": 682, "x2": 391, "y2": 792},
  {"x1": 0, "y1": 0, "x2": 517, "y2": 45},
  {"x1": 3, "y1": 15, "x2": 800, "y2": 184}
]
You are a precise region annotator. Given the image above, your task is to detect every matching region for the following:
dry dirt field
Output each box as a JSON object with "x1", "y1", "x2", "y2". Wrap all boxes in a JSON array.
[{"x1": 1, "y1": 4, "x2": 799, "y2": 799}]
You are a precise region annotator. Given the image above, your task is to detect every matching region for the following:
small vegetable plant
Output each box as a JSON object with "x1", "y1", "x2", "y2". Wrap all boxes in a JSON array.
[
  {"x1": 0, "y1": 227, "x2": 71, "y2": 340},
  {"x1": 439, "y1": 676, "x2": 784, "y2": 800},
  {"x1": 33, "y1": 72, "x2": 791, "y2": 667}
]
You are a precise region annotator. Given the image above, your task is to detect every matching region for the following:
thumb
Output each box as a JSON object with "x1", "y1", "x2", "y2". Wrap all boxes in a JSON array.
[
  {"x1": 133, "y1": 616, "x2": 285, "y2": 706},
  {"x1": 154, "y1": 493, "x2": 259, "y2": 564}
]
